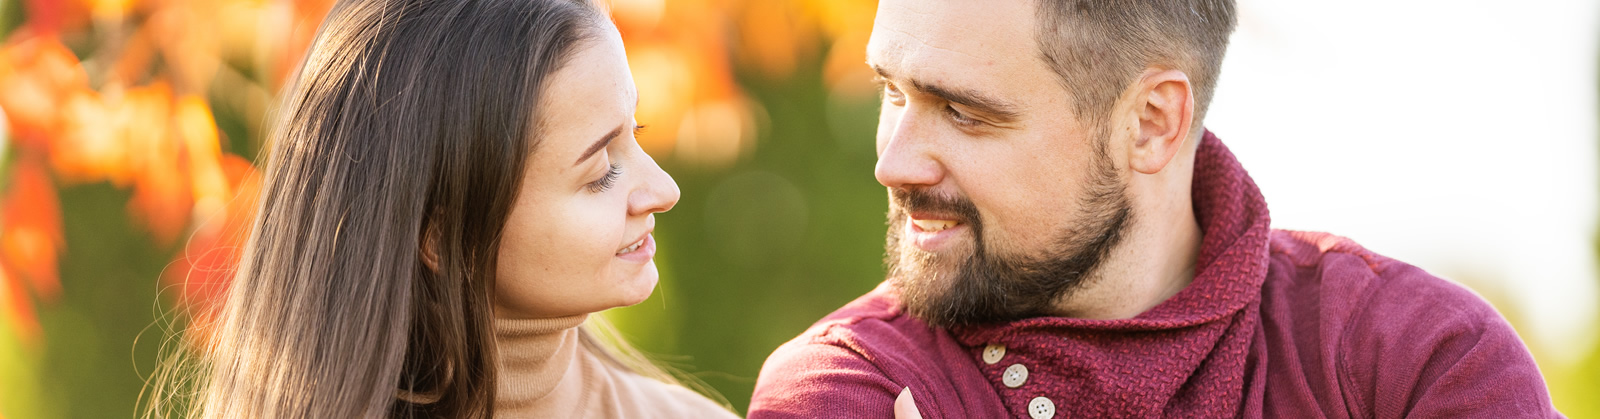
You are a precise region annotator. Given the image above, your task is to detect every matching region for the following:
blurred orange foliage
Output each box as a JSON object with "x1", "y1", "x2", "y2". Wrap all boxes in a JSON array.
[
  {"x1": 0, "y1": 0, "x2": 875, "y2": 347},
  {"x1": 162, "y1": 153, "x2": 260, "y2": 345},
  {"x1": 0, "y1": 160, "x2": 62, "y2": 341},
  {"x1": 0, "y1": 36, "x2": 86, "y2": 152},
  {"x1": 0, "y1": 0, "x2": 334, "y2": 345},
  {"x1": 611, "y1": 0, "x2": 877, "y2": 168}
]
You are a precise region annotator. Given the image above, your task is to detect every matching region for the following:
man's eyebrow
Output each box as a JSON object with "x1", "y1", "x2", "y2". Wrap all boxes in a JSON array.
[
  {"x1": 871, "y1": 64, "x2": 893, "y2": 85},
  {"x1": 574, "y1": 124, "x2": 624, "y2": 166},
  {"x1": 871, "y1": 64, "x2": 1022, "y2": 122}
]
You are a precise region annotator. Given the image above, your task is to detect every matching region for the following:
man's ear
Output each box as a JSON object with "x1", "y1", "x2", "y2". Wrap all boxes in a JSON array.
[
  {"x1": 1128, "y1": 69, "x2": 1195, "y2": 175},
  {"x1": 420, "y1": 222, "x2": 440, "y2": 273}
]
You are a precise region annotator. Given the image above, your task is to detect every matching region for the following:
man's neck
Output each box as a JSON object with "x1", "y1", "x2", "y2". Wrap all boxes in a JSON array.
[{"x1": 1049, "y1": 146, "x2": 1203, "y2": 320}]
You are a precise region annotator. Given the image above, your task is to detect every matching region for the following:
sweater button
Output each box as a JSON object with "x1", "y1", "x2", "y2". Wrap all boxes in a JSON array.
[
  {"x1": 1002, "y1": 363, "x2": 1028, "y2": 388},
  {"x1": 1028, "y1": 396, "x2": 1055, "y2": 419},
  {"x1": 982, "y1": 344, "x2": 1006, "y2": 364}
]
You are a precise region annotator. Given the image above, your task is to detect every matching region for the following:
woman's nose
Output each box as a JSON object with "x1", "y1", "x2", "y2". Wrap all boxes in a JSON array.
[{"x1": 629, "y1": 152, "x2": 679, "y2": 216}]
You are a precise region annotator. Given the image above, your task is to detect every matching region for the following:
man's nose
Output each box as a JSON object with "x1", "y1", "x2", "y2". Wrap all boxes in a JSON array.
[{"x1": 874, "y1": 114, "x2": 944, "y2": 190}]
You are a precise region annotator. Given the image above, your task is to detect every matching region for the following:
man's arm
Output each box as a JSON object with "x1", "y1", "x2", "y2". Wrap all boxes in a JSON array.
[{"x1": 748, "y1": 338, "x2": 903, "y2": 419}]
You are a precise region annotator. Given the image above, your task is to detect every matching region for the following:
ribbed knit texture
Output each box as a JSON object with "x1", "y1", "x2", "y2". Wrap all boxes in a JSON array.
[
  {"x1": 749, "y1": 131, "x2": 1560, "y2": 419},
  {"x1": 494, "y1": 314, "x2": 587, "y2": 414},
  {"x1": 947, "y1": 129, "x2": 1271, "y2": 417}
]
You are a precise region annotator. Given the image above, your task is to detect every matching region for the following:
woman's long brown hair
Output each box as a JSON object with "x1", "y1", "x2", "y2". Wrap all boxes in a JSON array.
[{"x1": 137, "y1": 0, "x2": 699, "y2": 417}]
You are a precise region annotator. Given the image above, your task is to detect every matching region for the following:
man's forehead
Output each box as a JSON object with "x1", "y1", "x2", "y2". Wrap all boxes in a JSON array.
[{"x1": 866, "y1": 0, "x2": 1042, "y2": 85}]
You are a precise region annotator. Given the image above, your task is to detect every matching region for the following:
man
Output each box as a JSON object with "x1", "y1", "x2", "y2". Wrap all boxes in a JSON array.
[{"x1": 747, "y1": 0, "x2": 1562, "y2": 418}]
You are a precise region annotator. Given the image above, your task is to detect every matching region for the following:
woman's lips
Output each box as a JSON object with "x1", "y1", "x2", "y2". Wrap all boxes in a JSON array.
[{"x1": 615, "y1": 234, "x2": 655, "y2": 262}]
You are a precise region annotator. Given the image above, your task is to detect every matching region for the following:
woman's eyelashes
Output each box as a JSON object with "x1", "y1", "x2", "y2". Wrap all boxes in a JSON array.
[
  {"x1": 586, "y1": 163, "x2": 623, "y2": 193},
  {"x1": 581, "y1": 124, "x2": 643, "y2": 194}
]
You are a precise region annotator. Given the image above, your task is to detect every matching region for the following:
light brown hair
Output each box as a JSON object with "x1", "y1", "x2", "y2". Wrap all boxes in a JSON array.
[
  {"x1": 1035, "y1": 0, "x2": 1237, "y2": 126},
  {"x1": 140, "y1": 0, "x2": 698, "y2": 417}
]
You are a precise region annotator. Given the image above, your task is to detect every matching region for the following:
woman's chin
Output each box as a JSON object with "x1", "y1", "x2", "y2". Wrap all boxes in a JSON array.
[{"x1": 615, "y1": 263, "x2": 660, "y2": 307}]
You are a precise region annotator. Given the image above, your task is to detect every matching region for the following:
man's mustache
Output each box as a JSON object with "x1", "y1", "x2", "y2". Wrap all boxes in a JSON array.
[{"x1": 889, "y1": 188, "x2": 980, "y2": 223}]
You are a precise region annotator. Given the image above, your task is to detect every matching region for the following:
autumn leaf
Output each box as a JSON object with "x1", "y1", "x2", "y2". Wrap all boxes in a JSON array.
[
  {"x1": 19, "y1": 0, "x2": 90, "y2": 37},
  {"x1": 0, "y1": 159, "x2": 65, "y2": 304},
  {"x1": 0, "y1": 263, "x2": 40, "y2": 342},
  {"x1": 0, "y1": 34, "x2": 89, "y2": 153},
  {"x1": 164, "y1": 153, "x2": 259, "y2": 345},
  {"x1": 119, "y1": 83, "x2": 193, "y2": 246},
  {"x1": 735, "y1": 0, "x2": 818, "y2": 80},
  {"x1": 52, "y1": 87, "x2": 133, "y2": 184}
]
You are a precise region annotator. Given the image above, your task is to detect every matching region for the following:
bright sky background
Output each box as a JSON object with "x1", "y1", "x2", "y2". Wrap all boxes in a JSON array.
[{"x1": 1209, "y1": 0, "x2": 1600, "y2": 362}]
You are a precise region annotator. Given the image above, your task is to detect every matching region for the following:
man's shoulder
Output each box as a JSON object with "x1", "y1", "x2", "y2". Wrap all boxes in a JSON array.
[
  {"x1": 803, "y1": 281, "x2": 911, "y2": 334},
  {"x1": 785, "y1": 282, "x2": 939, "y2": 348},
  {"x1": 760, "y1": 281, "x2": 960, "y2": 379},
  {"x1": 749, "y1": 282, "x2": 1003, "y2": 419},
  {"x1": 1262, "y1": 229, "x2": 1557, "y2": 417},
  {"x1": 1265, "y1": 229, "x2": 1497, "y2": 321}
]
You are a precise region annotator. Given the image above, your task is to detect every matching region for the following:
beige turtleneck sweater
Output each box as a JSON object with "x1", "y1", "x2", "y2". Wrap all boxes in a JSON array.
[{"x1": 493, "y1": 314, "x2": 740, "y2": 418}]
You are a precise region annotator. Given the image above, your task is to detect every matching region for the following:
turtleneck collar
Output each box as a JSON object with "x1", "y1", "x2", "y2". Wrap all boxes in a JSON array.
[
  {"x1": 493, "y1": 313, "x2": 588, "y2": 412},
  {"x1": 489, "y1": 313, "x2": 739, "y2": 418}
]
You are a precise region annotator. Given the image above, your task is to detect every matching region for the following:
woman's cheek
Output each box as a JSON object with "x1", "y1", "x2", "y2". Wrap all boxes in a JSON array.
[{"x1": 563, "y1": 200, "x2": 625, "y2": 270}]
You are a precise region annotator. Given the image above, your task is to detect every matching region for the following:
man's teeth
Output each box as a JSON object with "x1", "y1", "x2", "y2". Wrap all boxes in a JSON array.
[
  {"x1": 617, "y1": 239, "x2": 644, "y2": 255},
  {"x1": 911, "y1": 219, "x2": 959, "y2": 232}
]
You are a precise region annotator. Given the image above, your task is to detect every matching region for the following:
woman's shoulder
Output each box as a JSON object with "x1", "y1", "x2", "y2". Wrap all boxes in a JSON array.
[
  {"x1": 629, "y1": 375, "x2": 741, "y2": 418},
  {"x1": 596, "y1": 356, "x2": 741, "y2": 418}
]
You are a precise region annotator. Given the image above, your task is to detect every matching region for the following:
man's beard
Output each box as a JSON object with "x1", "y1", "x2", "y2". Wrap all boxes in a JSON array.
[{"x1": 885, "y1": 141, "x2": 1132, "y2": 328}]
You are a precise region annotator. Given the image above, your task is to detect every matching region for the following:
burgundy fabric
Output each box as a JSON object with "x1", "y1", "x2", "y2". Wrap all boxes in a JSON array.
[{"x1": 748, "y1": 131, "x2": 1561, "y2": 419}]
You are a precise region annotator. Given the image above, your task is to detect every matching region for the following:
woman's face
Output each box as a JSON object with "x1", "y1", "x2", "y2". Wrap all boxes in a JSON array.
[{"x1": 494, "y1": 26, "x2": 679, "y2": 319}]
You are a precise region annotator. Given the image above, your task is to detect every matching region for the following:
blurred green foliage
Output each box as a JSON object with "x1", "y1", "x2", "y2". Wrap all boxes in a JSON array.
[
  {"x1": 606, "y1": 53, "x2": 889, "y2": 414},
  {"x1": 3, "y1": 2, "x2": 1599, "y2": 419},
  {"x1": 2, "y1": 185, "x2": 173, "y2": 418}
]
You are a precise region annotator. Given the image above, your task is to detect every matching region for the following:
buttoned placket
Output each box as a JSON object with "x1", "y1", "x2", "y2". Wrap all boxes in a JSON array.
[{"x1": 981, "y1": 343, "x2": 1056, "y2": 419}]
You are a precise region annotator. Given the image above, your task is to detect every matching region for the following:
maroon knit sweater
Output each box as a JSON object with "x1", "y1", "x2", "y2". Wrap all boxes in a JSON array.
[{"x1": 748, "y1": 132, "x2": 1561, "y2": 418}]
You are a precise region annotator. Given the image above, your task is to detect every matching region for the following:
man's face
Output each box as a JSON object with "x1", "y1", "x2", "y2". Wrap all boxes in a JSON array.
[{"x1": 870, "y1": 0, "x2": 1133, "y2": 327}]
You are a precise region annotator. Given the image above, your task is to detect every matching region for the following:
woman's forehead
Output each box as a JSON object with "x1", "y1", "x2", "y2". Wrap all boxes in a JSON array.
[{"x1": 534, "y1": 32, "x2": 636, "y2": 164}]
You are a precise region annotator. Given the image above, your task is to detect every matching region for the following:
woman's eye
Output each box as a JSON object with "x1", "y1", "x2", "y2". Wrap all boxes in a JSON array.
[
  {"x1": 945, "y1": 105, "x2": 980, "y2": 127},
  {"x1": 585, "y1": 163, "x2": 622, "y2": 193}
]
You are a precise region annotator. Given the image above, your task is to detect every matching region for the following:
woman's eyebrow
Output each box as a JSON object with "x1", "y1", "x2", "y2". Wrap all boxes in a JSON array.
[{"x1": 574, "y1": 124, "x2": 625, "y2": 166}]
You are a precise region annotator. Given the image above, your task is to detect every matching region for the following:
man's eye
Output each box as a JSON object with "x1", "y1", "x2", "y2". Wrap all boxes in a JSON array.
[
  {"x1": 945, "y1": 105, "x2": 980, "y2": 127},
  {"x1": 883, "y1": 83, "x2": 907, "y2": 106}
]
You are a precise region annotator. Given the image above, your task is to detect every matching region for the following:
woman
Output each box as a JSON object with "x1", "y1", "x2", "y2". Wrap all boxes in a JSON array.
[{"x1": 147, "y1": 0, "x2": 738, "y2": 417}]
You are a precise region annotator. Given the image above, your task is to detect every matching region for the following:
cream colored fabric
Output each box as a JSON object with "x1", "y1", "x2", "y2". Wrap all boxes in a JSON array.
[{"x1": 493, "y1": 315, "x2": 738, "y2": 418}]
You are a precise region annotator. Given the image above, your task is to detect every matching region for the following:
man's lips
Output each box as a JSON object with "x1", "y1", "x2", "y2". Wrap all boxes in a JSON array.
[
  {"x1": 905, "y1": 213, "x2": 967, "y2": 250},
  {"x1": 910, "y1": 219, "x2": 960, "y2": 232}
]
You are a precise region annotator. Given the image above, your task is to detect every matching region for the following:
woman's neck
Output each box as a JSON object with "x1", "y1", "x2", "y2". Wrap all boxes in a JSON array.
[{"x1": 493, "y1": 313, "x2": 589, "y2": 411}]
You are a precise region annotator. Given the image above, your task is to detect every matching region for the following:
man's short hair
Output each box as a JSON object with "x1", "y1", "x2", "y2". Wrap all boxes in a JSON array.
[{"x1": 1035, "y1": 0, "x2": 1237, "y2": 128}]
